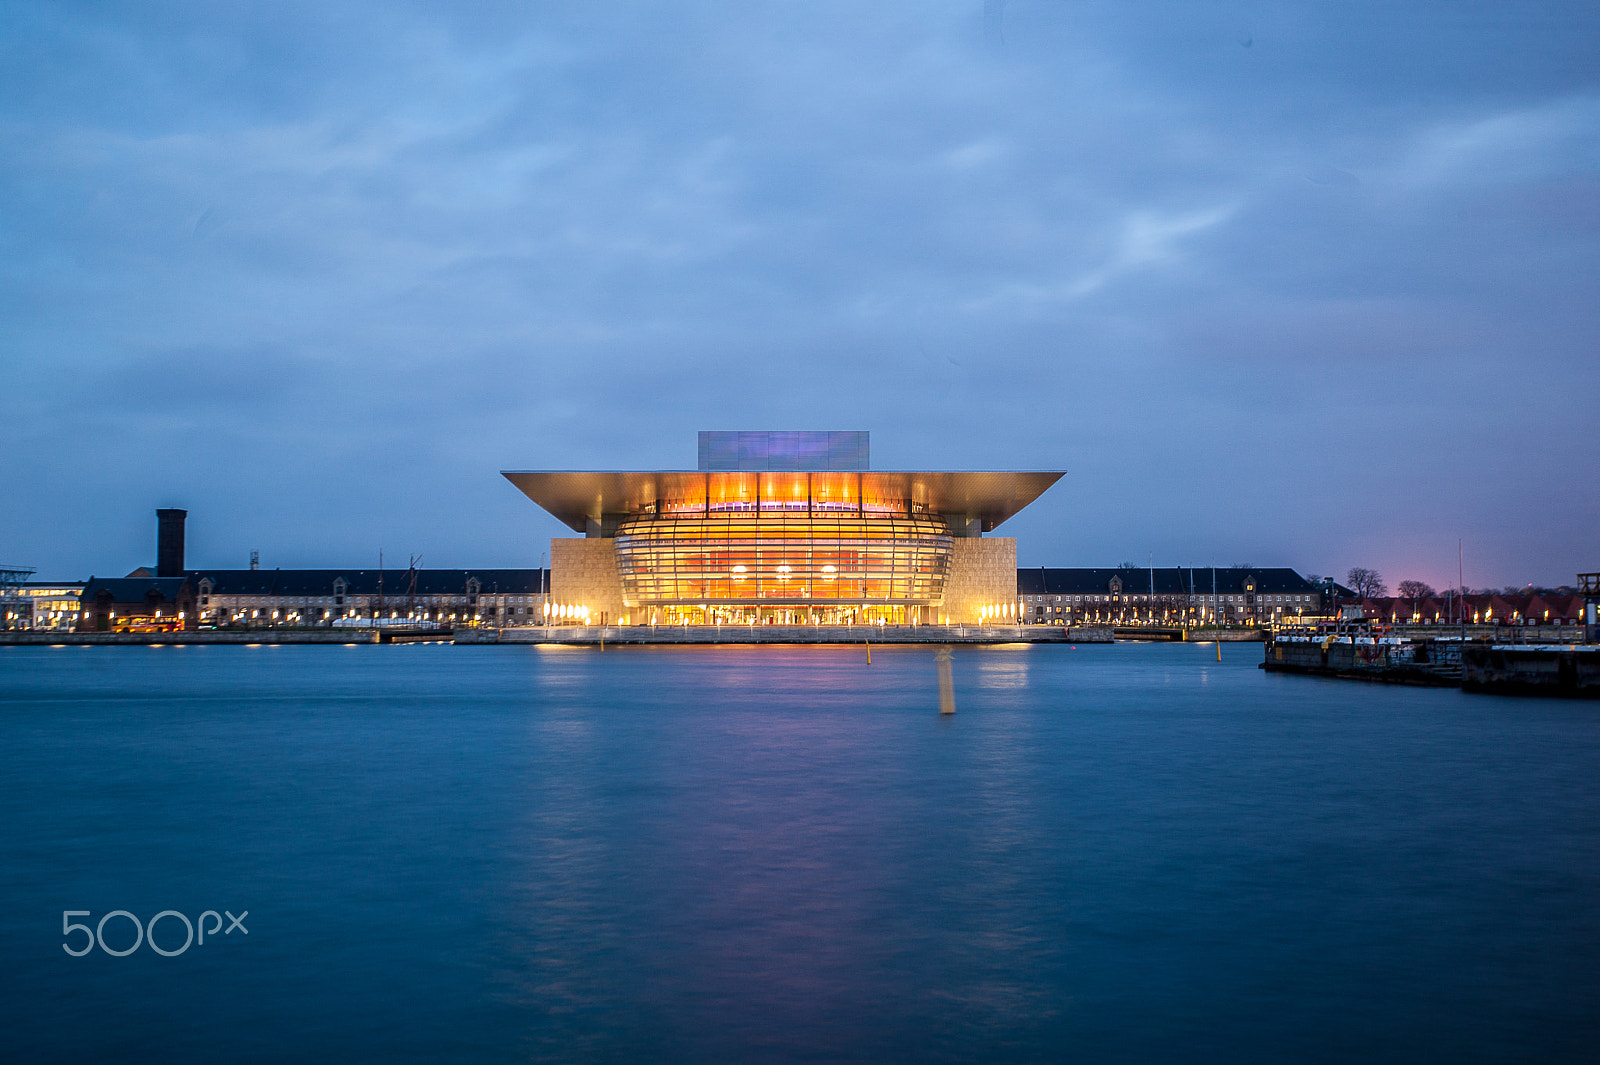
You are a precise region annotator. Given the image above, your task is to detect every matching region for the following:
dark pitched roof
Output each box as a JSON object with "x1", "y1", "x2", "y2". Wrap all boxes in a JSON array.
[
  {"x1": 1016, "y1": 567, "x2": 1319, "y2": 596},
  {"x1": 185, "y1": 569, "x2": 548, "y2": 596},
  {"x1": 81, "y1": 577, "x2": 191, "y2": 602}
]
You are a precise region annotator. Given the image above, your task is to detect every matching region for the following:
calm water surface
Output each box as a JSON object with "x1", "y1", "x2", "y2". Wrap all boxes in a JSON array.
[{"x1": 1, "y1": 642, "x2": 1597, "y2": 1062}]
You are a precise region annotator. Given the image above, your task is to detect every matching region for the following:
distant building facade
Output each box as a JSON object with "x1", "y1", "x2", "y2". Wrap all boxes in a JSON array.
[
  {"x1": 1340, "y1": 592, "x2": 1586, "y2": 627},
  {"x1": 73, "y1": 510, "x2": 554, "y2": 629},
  {"x1": 77, "y1": 577, "x2": 197, "y2": 632},
  {"x1": 6, "y1": 583, "x2": 86, "y2": 630},
  {"x1": 1016, "y1": 567, "x2": 1325, "y2": 626},
  {"x1": 188, "y1": 569, "x2": 549, "y2": 627}
]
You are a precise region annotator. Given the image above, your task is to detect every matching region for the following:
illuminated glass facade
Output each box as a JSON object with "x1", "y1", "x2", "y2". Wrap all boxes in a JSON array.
[
  {"x1": 637, "y1": 470, "x2": 941, "y2": 519},
  {"x1": 615, "y1": 513, "x2": 953, "y2": 605}
]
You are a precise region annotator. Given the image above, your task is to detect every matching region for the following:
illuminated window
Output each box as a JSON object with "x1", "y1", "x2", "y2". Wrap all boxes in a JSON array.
[{"x1": 614, "y1": 514, "x2": 954, "y2": 605}]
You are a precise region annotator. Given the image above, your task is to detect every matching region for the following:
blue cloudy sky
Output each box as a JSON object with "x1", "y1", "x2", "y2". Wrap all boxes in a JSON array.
[{"x1": 4, "y1": 1, "x2": 1596, "y2": 589}]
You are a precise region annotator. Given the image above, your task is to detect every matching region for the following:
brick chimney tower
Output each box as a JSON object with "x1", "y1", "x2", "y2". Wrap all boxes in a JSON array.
[{"x1": 156, "y1": 509, "x2": 187, "y2": 577}]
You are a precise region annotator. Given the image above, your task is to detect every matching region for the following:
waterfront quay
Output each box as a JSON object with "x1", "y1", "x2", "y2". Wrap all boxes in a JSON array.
[
  {"x1": 461, "y1": 623, "x2": 1113, "y2": 645},
  {"x1": 1112, "y1": 625, "x2": 1264, "y2": 642},
  {"x1": 0, "y1": 629, "x2": 379, "y2": 645},
  {"x1": 0, "y1": 624, "x2": 1115, "y2": 646}
]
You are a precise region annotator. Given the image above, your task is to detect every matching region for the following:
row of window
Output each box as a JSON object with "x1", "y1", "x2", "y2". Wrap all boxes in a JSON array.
[
  {"x1": 203, "y1": 605, "x2": 541, "y2": 618},
  {"x1": 195, "y1": 591, "x2": 537, "y2": 601},
  {"x1": 1020, "y1": 594, "x2": 1317, "y2": 604}
]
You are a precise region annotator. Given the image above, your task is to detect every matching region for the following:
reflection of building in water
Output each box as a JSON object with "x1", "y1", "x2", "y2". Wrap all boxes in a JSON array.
[{"x1": 504, "y1": 431, "x2": 1064, "y2": 626}]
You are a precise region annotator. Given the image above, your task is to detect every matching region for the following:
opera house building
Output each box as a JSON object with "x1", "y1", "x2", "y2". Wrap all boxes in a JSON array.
[{"x1": 503, "y1": 432, "x2": 1062, "y2": 627}]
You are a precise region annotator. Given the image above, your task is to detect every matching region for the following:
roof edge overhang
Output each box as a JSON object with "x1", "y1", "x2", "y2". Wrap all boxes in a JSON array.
[{"x1": 502, "y1": 469, "x2": 1066, "y2": 534}]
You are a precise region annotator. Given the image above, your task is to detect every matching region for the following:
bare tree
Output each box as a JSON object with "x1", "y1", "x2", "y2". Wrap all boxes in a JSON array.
[
  {"x1": 1397, "y1": 580, "x2": 1436, "y2": 599},
  {"x1": 1346, "y1": 568, "x2": 1388, "y2": 597}
]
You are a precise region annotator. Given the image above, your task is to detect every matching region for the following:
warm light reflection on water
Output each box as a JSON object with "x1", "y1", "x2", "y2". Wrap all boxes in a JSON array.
[{"x1": 3, "y1": 642, "x2": 1599, "y2": 1063}]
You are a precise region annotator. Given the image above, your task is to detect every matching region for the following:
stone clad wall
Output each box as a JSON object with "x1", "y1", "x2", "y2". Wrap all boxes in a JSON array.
[
  {"x1": 940, "y1": 538, "x2": 1017, "y2": 623},
  {"x1": 549, "y1": 539, "x2": 628, "y2": 623}
]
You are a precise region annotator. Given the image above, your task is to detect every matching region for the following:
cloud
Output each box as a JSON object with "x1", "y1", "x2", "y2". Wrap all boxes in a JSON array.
[
  {"x1": 1304, "y1": 165, "x2": 1359, "y2": 187},
  {"x1": 1395, "y1": 93, "x2": 1600, "y2": 189},
  {"x1": 961, "y1": 203, "x2": 1235, "y2": 310},
  {"x1": 1, "y1": 1, "x2": 1597, "y2": 584}
]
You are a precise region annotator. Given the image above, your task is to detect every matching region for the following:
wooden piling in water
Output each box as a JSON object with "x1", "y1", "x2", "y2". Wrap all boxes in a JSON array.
[{"x1": 937, "y1": 646, "x2": 955, "y2": 714}]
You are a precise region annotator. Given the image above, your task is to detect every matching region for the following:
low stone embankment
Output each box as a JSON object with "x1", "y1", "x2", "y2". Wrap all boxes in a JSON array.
[
  {"x1": 0, "y1": 630, "x2": 378, "y2": 645},
  {"x1": 2, "y1": 625, "x2": 1115, "y2": 648},
  {"x1": 458, "y1": 624, "x2": 1114, "y2": 645},
  {"x1": 1185, "y1": 628, "x2": 1265, "y2": 642}
]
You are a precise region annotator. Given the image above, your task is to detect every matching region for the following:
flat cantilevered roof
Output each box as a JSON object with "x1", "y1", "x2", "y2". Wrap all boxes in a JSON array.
[{"x1": 501, "y1": 469, "x2": 1065, "y2": 534}]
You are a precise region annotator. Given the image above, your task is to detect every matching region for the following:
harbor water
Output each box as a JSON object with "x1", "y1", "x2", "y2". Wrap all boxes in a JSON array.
[{"x1": 2, "y1": 642, "x2": 1597, "y2": 1062}]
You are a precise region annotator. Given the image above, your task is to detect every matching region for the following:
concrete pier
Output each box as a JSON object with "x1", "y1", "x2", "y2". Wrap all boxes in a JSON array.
[
  {"x1": 1262, "y1": 637, "x2": 1460, "y2": 687},
  {"x1": 1265, "y1": 635, "x2": 1600, "y2": 697},
  {"x1": 1462, "y1": 645, "x2": 1600, "y2": 697}
]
